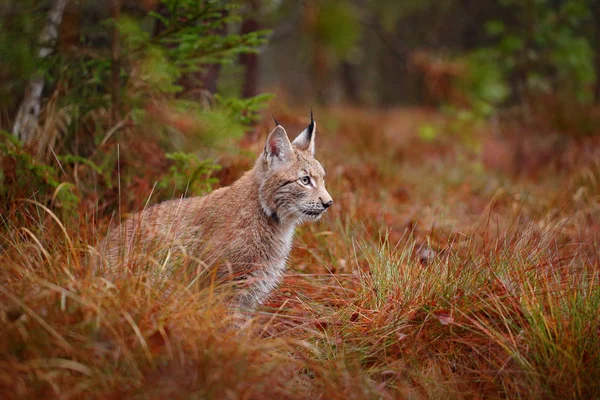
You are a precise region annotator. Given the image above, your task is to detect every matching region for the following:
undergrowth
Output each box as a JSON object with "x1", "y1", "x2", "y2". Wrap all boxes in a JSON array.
[{"x1": 1, "y1": 108, "x2": 599, "y2": 399}]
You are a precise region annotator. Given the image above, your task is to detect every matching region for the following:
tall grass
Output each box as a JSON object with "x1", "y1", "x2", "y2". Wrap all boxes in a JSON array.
[
  {"x1": 1, "y1": 107, "x2": 599, "y2": 399},
  {"x1": 285, "y1": 220, "x2": 599, "y2": 399}
]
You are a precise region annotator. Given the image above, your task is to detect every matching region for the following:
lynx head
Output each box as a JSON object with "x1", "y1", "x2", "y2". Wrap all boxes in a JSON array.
[{"x1": 257, "y1": 112, "x2": 333, "y2": 225}]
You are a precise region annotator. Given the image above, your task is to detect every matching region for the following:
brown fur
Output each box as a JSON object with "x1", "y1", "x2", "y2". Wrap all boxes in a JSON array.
[{"x1": 98, "y1": 119, "x2": 332, "y2": 311}]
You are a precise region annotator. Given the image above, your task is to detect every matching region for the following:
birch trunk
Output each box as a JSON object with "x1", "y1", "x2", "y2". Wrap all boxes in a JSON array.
[{"x1": 12, "y1": 0, "x2": 68, "y2": 144}]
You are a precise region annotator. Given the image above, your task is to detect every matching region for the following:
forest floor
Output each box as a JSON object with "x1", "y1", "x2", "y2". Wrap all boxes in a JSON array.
[{"x1": 1, "y1": 106, "x2": 599, "y2": 399}]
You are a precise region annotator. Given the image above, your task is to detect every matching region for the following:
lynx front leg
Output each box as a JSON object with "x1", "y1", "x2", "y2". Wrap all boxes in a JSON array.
[
  {"x1": 231, "y1": 281, "x2": 272, "y2": 312},
  {"x1": 231, "y1": 267, "x2": 284, "y2": 311},
  {"x1": 226, "y1": 286, "x2": 267, "y2": 330}
]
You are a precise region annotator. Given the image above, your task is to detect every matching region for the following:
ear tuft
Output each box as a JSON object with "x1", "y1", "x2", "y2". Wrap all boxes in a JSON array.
[{"x1": 292, "y1": 110, "x2": 316, "y2": 155}]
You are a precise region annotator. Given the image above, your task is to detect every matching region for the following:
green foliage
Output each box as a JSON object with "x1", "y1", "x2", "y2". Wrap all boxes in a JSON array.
[
  {"x1": 0, "y1": 131, "x2": 79, "y2": 214},
  {"x1": 448, "y1": 50, "x2": 507, "y2": 148},
  {"x1": 1, "y1": 0, "x2": 272, "y2": 141},
  {"x1": 481, "y1": 0, "x2": 595, "y2": 102},
  {"x1": 215, "y1": 93, "x2": 274, "y2": 126},
  {"x1": 448, "y1": 0, "x2": 596, "y2": 142},
  {"x1": 460, "y1": 49, "x2": 510, "y2": 113},
  {"x1": 417, "y1": 123, "x2": 439, "y2": 143},
  {"x1": 0, "y1": 131, "x2": 59, "y2": 197},
  {"x1": 135, "y1": 36, "x2": 183, "y2": 95},
  {"x1": 316, "y1": 1, "x2": 362, "y2": 60},
  {"x1": 119, "y1": 1, "x2": 270, "y2": 97},
  {"x1": 148, "y1": 1, "x2": 270, "y2": 73},
  {"x1": 57, "y1": 153, "x2": 112, "y2": 189},
  {"x1": 158, "y1": 152, "x2": 221, "y2": 196},
  {"x1": 194, "y1": 108, "x2": 245, "y2": 144},
  {"x1": 129, "y1": 93, "x2": 273, "y2": 148},
  {"x1": 115, "y1": 1, "x2": 272, "y2": 145},
  {"x1": 0, "y1": 0, "x2": 273, "y2": 214},
  {"x1": 0, "y1": 1, "x2": 46, "y2": 112}
]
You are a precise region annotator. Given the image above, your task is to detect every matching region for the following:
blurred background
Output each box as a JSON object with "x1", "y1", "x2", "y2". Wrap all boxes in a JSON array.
[{"x1": 1, "y1": 0, "x2": 600, "y2": 216}]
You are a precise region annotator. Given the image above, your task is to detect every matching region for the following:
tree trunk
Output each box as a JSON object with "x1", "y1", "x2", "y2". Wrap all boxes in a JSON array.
[
  {"x1": 592, "y1": 2, "x2": 600, "y2": 103},
  {"x1": 12, "y1": 0, "x2": 68, "y2": 144},
  {"x1": 201, "y1": 8, "x2": 228, "y2": 95},
  {"x1": 177, "y1": 8, "x2": 228, "y2": 99},
  {"x1": 239, "y1": 0, "x2": 260, "y2": 98},
  {"x1": 375, "y1": 25, "x2": 410, "y2": 106},
  {"x1": 110, "y1": 0, "x2": 121, "y2": 125},
  {"x1": 340, "y1": 61, "x2": 360, "y2": 104},
  {"x1": 303, "y1": 1, "x2": 331, "y2": 104}
]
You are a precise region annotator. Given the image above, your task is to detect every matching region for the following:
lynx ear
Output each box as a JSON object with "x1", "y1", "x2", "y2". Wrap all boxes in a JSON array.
[
  {"x1": 292, "y1": 110, "x2": 316, "y2": 155},
  {"x1": 264, "y1": 125, "x2": 294, "y2": 166}
]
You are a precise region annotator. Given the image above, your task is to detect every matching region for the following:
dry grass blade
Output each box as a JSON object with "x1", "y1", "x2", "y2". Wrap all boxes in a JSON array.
[{"x1": 0, "y1": 285, "x2": 72, "y2": 352}]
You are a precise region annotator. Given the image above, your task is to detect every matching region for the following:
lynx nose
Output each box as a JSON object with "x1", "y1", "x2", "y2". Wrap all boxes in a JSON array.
[{"x1": 322, "y1": 200, "x2": 333, "y2": 209}]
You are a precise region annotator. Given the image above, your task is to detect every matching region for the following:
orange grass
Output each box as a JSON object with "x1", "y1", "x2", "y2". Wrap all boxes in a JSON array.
[{"x1": 1, "y1": 107, "x2": 599, "y2": 399}]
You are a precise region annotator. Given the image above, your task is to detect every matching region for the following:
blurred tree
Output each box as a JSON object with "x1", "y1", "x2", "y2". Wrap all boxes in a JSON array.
[
  {"x1": 261, "y1": 0, "x2": 597, "y2": 110},
  {"x1": 12, "y1": 0, "x2": 68, "y2": 145},
  {"x1": 450, "y1": 0, "x2": 596, "y2": 126},
  {"x1": 0, "y1": 2, "x2": 39, "y2": 121},
  {"x1": 239, "y1": 0, "x2": 260, "y2": 98},
  {"x1": 0, "y1": 0, "x2": 272, "y2": 211},
  {"x1": 302, "y1": 0, "x2": 362, "y2": 104},
  {"x1": 198, "y1": 8, "x2": 228, "y2": 96},
  {"x1": 592, "y1": 1, "x2": 600, "y2": 102},
  {"x1": 503, "y1": 0, "x2": 594, "y2": 102},
  {"x1": 2, "y1": 0, "x2": 270, "y2": 147},
  {"x1": 109, "y1": 0, "x2": 121, "y2": 125}
]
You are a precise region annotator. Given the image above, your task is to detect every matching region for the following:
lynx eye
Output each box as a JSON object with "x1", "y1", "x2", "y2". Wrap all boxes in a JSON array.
[{"x1": 300, "y1": 175, "x2": 311, "y2": 186}]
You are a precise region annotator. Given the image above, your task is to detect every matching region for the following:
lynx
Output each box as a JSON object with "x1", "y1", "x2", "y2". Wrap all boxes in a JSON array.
[{"x1": 98, "y1": 112, "x2": 333, "y2": 312}]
